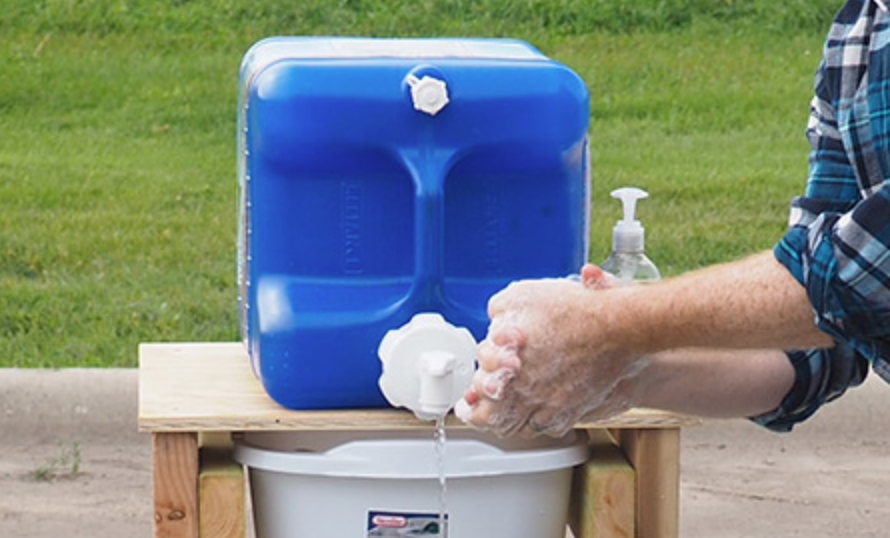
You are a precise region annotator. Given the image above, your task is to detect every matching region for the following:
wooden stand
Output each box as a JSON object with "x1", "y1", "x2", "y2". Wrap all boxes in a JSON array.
[{"x1": 139, "y1": 343, "x2": 696, "y2": 538}]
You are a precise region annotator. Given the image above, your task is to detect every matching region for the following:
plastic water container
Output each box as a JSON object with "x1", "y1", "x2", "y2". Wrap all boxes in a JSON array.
[
  {"x1": 238, "y1": 37, "x2": 590, "y2": 409},
  {"x1": 234, "y1": 430, "x2": 589, "y2": 538}
]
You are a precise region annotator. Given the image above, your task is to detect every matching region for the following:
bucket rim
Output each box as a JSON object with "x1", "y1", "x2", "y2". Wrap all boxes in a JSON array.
[{"x1": 233, "y1": 430, "x2": 589, "y2": 479}]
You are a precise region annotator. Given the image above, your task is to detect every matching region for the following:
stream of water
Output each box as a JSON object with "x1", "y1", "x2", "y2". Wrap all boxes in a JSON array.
[{"x1": 434, "y1": 414, "x2": 449, "y2": 538}]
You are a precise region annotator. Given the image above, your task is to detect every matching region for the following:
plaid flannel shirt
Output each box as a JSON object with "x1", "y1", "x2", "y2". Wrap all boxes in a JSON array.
[
  {"x1": 754, "y1": 0, "x2": 890, "y2": 431},
  {"x1": 756, "y1": 0, "x2": 890, "y2": 431}
]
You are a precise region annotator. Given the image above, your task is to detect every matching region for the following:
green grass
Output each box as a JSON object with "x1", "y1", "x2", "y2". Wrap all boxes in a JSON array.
[
  {"x1": 1, "y1": 33, "x2": 238, "y2": 366},
  {"x1": 0, "y1": 1, "x2": 839, "y2": 366},
  {"x1": 570, "y1": 28, "x2": 825, "y2": 273},
  {"x1": 3, "y1": 0, "x2": 841, "y2": 38}
]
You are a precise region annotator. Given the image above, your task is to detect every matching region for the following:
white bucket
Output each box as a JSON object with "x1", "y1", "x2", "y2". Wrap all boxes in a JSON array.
[{"x1": 234, "y1": 429, "x2": 589, "y2": 538}]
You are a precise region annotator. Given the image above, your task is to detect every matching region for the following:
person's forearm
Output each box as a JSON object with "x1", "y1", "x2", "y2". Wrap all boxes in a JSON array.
[
  {"x1": 634, "y1": 348, "x2": 795, "y2": 418},
  {"x1": 602, "y1": 251, "x2": 833, "y2": 356}
]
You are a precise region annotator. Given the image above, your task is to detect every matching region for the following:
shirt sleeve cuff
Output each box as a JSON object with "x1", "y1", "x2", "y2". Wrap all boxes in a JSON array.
[{"x1": 749, "y1": 346, "x2": 868, "y2": 432}]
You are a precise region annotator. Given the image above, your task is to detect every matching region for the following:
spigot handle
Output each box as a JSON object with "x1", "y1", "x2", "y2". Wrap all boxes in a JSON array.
[{"x1": 417, "y1": 351, "x2": 457, "y2": 418}]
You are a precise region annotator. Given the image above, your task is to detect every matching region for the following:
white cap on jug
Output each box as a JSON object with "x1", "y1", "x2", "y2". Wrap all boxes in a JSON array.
[
  {"x1": 611, "y1": 187, "x2": 649, "y2": 253},
  {"x1": 405, "y1": 74, "x2": 450, "y2": 116}
]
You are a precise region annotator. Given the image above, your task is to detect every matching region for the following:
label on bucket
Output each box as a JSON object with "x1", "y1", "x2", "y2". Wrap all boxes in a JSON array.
[{"x1": 368, "y1": 510, "x2": 447, "y2": 537}]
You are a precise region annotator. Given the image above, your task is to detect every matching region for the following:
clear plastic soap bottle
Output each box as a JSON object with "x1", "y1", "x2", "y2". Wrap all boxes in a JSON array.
[{"x1": 601, "y1": 187, "x2": 661, "y2": 283}]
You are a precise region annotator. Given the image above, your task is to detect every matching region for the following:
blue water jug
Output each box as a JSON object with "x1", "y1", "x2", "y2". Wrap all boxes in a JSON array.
[{"x1": 238, "y1": 37, "x2": 589, "y2": 410}]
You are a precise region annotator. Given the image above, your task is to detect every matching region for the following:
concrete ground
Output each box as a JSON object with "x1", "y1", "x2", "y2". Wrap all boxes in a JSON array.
[{"x1": 0, "y1": 368, "x2": 887, "y2": 538}]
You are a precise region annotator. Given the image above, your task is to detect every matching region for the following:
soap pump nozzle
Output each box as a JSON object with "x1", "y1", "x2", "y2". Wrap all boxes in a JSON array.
[
  {"x1": 611, "y1": 187, "x2": 648, "y2": 253},
  {"x1": 602, "y1": 187, "x2": 661, "y2": 283}
]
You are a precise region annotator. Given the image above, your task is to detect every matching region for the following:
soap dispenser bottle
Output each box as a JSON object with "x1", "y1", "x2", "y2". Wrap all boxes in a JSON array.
[{"x1": 601, "y1": 187, "x2": 661, "y2": 283}]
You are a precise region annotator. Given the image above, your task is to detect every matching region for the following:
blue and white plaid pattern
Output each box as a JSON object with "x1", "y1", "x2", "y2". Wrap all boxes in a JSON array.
[{"x1": 759, "y1": 0, "x2": 890, "y2": 431}]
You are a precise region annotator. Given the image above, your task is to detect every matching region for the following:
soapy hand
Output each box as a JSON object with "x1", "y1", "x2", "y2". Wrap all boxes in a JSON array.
[{"x1": 455, "y1": 265, "x2": 650, "y2": 437}]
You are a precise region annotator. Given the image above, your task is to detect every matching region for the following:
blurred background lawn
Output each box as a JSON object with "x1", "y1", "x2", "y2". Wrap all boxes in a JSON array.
[{"x1": 0, "y1": 0, "x2": 842, "y2": 366}]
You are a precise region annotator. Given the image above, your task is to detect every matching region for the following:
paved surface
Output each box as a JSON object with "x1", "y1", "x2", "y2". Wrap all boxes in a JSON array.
[
  {"x1": 0, "y1": 368, "x2": 887, "y2": 537},
  {"x1": 0, "y1": 369, "x2": 150, "y2": 538},
  {"x1": 680, "y1": 376, "x2": 889, "y2": 538}
]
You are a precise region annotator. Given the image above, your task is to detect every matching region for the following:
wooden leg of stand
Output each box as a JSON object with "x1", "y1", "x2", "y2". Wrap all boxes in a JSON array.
[
  {"x1": 199, "y1": 444, "x2": 245, "y2": 538},
  {"x1": 617, "y1": 428, "x2": 680, "y2": 538},
  {"x1": 153, "y1": 432, "x2": 199, "y2": 538},
  {"x1": 569, "y1": 430, "x2": 635, "y2": 538}
]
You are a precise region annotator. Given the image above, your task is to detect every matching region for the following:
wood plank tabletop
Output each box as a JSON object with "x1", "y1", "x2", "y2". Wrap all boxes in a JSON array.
[{"x1": 138, "y1": 342, "x2": 699, "y2": 432}]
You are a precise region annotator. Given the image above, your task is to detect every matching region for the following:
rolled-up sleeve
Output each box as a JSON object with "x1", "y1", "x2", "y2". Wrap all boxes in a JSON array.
[
  {"x1": 775, "y1": 189, "x2": 890, "y2": 351},
  {"x1": 751, "y1": 345, "x2": 869, "y2": 432}
]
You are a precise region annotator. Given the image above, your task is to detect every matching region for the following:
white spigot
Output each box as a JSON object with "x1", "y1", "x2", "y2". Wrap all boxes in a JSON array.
[
  {"x1": 378, "y1": 313, "x2": 477, "y2": 421},
  {"x1": 417, "y1": 350, "x2": 457, "y2": 417}
]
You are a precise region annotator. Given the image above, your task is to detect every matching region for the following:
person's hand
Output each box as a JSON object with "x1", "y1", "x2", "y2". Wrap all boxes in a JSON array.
[{"x1": 455, "y1": 265, "x2": 650, "y2": 437}]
